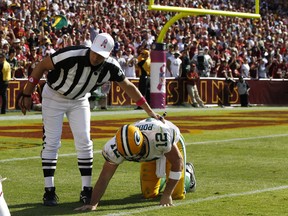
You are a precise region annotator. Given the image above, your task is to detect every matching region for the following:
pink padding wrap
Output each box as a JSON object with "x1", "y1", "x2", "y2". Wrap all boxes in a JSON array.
[
  {"x1": 136, "y1": 96, "x2": 147, "y2": 107},
  {"x1": 28, "y1": 76, "x2": 40, "y2": 85}
]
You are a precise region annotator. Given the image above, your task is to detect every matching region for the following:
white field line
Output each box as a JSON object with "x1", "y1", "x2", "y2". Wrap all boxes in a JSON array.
[
  {"x1": 0, "y1": 150, "x2": 100, "y2": 163},
  {"x1": 104, "y1": 185, "x2": 288, "y2": 216},
  {"x1": 1, "y1": 133, "x2": 288, "y2": 163},
  {"x1": 188, "y1": 133, "x2": 288, "y2": 145}
]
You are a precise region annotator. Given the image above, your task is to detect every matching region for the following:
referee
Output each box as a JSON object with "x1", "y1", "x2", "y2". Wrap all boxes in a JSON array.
[{"x1": 18, "y1": 33, "x2": 162, "y2": 206}]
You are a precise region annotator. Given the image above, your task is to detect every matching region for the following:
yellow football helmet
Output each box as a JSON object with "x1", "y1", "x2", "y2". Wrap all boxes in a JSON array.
[{"x1": 116, "y1": 124, "x2": 144, "y2": 157}]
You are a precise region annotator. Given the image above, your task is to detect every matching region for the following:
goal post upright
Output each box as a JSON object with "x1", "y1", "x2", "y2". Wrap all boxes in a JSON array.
[{"x1": 148, "y1": 0, "x2": 261, "y2": 108}]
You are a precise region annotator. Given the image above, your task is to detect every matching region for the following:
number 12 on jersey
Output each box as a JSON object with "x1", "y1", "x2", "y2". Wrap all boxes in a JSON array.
[{"x1": 155, "y1": 133, "x2": 168, "y2": 147}]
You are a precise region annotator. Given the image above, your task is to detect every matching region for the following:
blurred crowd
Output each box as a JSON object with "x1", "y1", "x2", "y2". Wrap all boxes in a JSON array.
[{"x1": 0, "y1": 0, "x2": 287, "y2": 80}]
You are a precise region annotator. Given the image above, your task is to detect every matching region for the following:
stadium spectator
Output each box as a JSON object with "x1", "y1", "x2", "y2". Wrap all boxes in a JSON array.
[
  {"x1": 180, "y1": 48, "x2": 191, "y2": 78},
  {"x1": 26, "y1": 46, "x2": 42, "y2": 77},
  {"x1": 177, "y1": 36, "x2": 187, "y2": 52},
  {"x1": 19, "y1": 37, "x2": 30, "y2": 56},
  {"x1": 140, "y1": 29, "x2": 155, "y2": 49},
  {"x1": 136, "y1": 49, "x2": 151, "y2": 109},
  {"x1": 118, "y1": 42, "x2": 126, "y2": 56},
  {"x1": 6, "y1": 48, "x2": 18, "y2": 80},
  {"x1": 0, "y1": 30, "x2": 9, "y2": 46},
  {"x1": 228, "y1": 51, "x2": 241, "y2": 78},
  {"x1": 217, "y1": 56, "x2": 233, "y2": 79},
  {"x1": 1, "y1": 43, "x2": 10, "y2": 58},
  {"x1": 42, "y1": 41, "x2": 56, "y2": 57},
  {"x1": 216, "y1": 57, "x2": 236, "y2": 107},
  {"x1": 12, "y1": 21, "x2": 25, "y2": 40},
  {"x1": 209, "y1": 46, "x2": 221, "y2": 77},
  {"x1": 236, "y1": 76, "x2": 250, "y2": 107},
  {"x1": 132, "y1": 34, "x2": 143, "y2": 53},
  {"x1": 167, "y1": 51, "x2": 182, "y2": 78},
  {"x1": 186, "y1": 63, "x2": 205, "y2": 108},
  {"x1": 268, "y1": 55, "x2": 288, "y2": 79},
  {"x1": 249, "y1": 56, "x2": 259, "y2": 79},
  {"x1": 11, "y1": 38, "x2": 21, "y2": 49},
  {"x1": 0, "y1": 50, "x2": 11, "y2": 114},
  {"x1": 240, "y1": 57, "x2": 250, "y2": 78},
  {"x1": 192, "y1": 47, "x2": 213, "y2": 77},
  {"x1": 258, "y1": 57, "x2": 268, "y2": 79},
  {"x1": 114, "y1": 49, "x2": 126, "y2": 71},
  {"x1": 188, "y1": 38, "x2": 199, "y2": 60},
  {"x1": 82, "y1": 32, "x2": 92, "y2": 48},
  {"x1": 166, "y1": 44, "x2": 174, "y2": 63},
  {"x1": 122, "y1": 48, "x2": 137, "y2": 78},
  {"x1": 220, "y1": 76, "x2": 236, "y2": 107},
  {"x1": 26, "y1": 30, "x2": 39, "y2": 48},
  {"x1": 14, "y1": 46, "x2": 27, "y2": 78}
]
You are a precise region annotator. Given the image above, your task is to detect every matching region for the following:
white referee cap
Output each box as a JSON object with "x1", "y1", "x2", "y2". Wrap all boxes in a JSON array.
[{"x1": 91, "y1": 33, "x2": 114, "y2": 58}]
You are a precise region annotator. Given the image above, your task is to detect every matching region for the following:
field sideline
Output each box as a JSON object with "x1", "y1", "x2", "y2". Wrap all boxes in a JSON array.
[{"x1": 1, "y1": 106, "x2": 288, "y2": 216}]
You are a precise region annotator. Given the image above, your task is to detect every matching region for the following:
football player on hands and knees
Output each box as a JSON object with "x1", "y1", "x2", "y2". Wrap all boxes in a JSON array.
[{"x1": 75, "y1": 117, "x2": 196, "y2": 211}]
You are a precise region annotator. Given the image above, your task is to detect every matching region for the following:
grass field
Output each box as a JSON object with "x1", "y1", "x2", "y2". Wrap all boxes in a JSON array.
[{"x1": 1, "y1": 106, "x2": 288, "y2": 216}]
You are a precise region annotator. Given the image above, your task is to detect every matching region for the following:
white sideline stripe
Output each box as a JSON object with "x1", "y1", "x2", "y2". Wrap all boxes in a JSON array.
[
  {"x1": 1, "y1": 134, "x2": 288, "y2": 163},
  {"x1": 0, "y1": 150, "x2": 101, "y2": 163},
  {"x1": 187, "y1": 133, "x2": 288, "y2": 145},
  {"x1": 104, "y1": 185, "x2": 288, "y2": 216}
]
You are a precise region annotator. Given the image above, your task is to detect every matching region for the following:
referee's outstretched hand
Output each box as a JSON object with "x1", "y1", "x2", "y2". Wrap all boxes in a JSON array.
[
  {"x1": 149, "y1": 111, "x2": 165, "y2": 123},
  {"x1": 158, "y1": 112, "x2": 167, "y2": 123},
  {"x1": 18, "y1": 93, "x2": 32, "y2": 115}
]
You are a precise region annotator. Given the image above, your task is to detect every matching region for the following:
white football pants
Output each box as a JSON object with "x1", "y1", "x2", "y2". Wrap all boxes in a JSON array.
[{"x1": 41, "y1": 84, "x2": 93, "y2": 161}]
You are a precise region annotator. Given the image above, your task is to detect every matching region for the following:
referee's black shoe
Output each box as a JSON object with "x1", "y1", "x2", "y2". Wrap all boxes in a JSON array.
[
  {"x1": 80, "y1": 186, "x2": 93, "y2": 204},
  {"x1": 43, "y1": 187, "x2": 58, "y2": 206}
]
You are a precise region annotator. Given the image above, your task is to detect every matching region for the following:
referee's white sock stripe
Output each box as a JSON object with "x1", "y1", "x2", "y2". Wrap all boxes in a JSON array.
[
  {"x1": 42, "y1": 166, "x2": 56, "y2": 169},
  {"x1": 78, "y1": 159, "x2": 93, "y2": 162},
  {"x1": 78, "y1": 166, "x2": 93, "y2": 169},
  {"x1": 42, "y1": 159, "x2": 57, "y2": 163}
]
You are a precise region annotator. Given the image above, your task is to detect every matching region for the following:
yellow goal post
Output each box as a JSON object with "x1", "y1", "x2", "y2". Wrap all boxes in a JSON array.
[{"x1": 148, "y1": 0, "x2": 261, "y2": 43}]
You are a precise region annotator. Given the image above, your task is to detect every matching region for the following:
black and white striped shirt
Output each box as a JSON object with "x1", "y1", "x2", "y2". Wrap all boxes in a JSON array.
[{"x1": 47, "y1": 46, "x2": 125, "y2": 99}]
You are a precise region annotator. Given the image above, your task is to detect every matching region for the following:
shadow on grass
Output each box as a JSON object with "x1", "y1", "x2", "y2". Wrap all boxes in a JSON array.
[{"x1": 9, "y1": 194, "x2": 158, "y2": 216}]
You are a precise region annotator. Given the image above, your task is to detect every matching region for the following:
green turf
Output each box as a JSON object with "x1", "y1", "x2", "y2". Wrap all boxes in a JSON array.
[{"x1": 0, "y1": 107, "x2": 288, "y2": 216}]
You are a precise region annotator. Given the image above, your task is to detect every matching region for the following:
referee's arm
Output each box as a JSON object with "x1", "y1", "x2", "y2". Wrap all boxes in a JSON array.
[
  {"x1": 23, "y1": 56, "x2": 54, "y2": 95},
  {"x1": 19, "y1": 56, "x2": 54, "y2": 115}
]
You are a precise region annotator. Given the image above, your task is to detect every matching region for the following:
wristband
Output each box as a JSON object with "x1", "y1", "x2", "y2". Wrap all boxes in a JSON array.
[
  {"x1": 136, "y1": 96, "x2": 147, "y2": 107},
  {"x1": 169, "y1": 171, "x2": 182, "y2": 180},
  {"x1": 28, "y1": 76, "x2": 40, "y2": 85}
]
